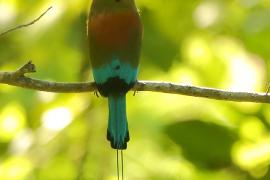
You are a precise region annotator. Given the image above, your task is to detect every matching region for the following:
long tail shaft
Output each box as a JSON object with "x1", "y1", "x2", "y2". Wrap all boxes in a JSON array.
[{"x1": 107, "y1": 95, "x2": 130, "y2": 149}]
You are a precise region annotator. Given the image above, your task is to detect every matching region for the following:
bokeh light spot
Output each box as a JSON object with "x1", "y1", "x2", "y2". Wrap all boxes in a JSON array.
[
  {"x1": 42, "y1": 107, "x2": 73, "y2": 131},
  {"x1": 0, "y1": 2, "x2": 16, "y2": 26},
  {"x1": 193, "y1": 1, "x2": 220, "y2": 28},
  {"x1": 232, "y1": 137, "x2": 270, "y2": 174},
  {"x1": 0, "y1": 103, "x2": 26, "y2": 142},
  {"x1": 0, "y1": 156, "x2": 33, "y2": 180}
]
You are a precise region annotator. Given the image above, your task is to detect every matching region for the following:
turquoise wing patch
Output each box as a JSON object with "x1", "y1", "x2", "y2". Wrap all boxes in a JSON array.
[{"x1": 93, "y1": 59, "x2": 138, "y2": 84}]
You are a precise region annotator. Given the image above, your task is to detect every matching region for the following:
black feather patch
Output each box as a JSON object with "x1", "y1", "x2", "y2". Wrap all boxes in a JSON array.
[
  {"x1": 96, "y1": 77, "x2": 135, "y2": 97},
  {"x1": 107, "y1": 129, "x2": 130, "y2": 149}
]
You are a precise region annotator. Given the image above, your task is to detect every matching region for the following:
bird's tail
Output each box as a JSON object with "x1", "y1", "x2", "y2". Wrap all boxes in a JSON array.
[{"x1": 107, "y1": 95, "x2": 130, "y2": 149}]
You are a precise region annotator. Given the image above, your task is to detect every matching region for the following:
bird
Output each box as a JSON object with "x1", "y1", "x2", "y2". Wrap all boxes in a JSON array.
[{"x1": 87, "y1": 0, "x2": 142, "y2": 150}]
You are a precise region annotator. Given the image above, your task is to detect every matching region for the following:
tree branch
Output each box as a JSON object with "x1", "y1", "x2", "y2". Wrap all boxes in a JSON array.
[
  {"x1": 0, "y1": 6, "x2": 52, "y2": 37},
  {"x1": 0, "y1": 61, "x2": 95, "y2": 93},
  {"x1": 0, "y1": 61, "x2": 269, "y2": 103}
]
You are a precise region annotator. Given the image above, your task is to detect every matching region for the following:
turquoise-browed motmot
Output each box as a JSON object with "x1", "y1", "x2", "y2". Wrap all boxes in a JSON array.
[{"x1": 88, "y1": 0, "x2": 142, "y2": 150}]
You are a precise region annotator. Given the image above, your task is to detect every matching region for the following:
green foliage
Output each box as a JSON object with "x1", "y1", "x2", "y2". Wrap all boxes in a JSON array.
[
  {"x1": 0, "y1": 0, "x2": 270, "y2": 179},
  {"x1": 166, "y1": 120, "x2": 237, "y2": 169}
]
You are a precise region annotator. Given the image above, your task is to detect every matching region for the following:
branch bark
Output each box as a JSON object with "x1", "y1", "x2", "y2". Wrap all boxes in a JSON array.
[{"x1": 0, "y1": 61, "x2": 269, "y2": 103}]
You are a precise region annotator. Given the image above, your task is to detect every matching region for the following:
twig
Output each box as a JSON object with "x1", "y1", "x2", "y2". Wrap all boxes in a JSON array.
[
  {"x1": 0, "y1": 61, "x2": 270, "y2": 103},
  {"x1": 0, "y1": 6, "x2": 52, "y2": 37}
]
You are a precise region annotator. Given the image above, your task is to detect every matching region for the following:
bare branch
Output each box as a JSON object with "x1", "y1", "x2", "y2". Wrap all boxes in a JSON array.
[
  {"x1": 0, "y1": 61, "x2": 270, "y2": 103},
  {"x1": 134, "y1": 81, "x2": 270, "y2": 103},
  {"x1": 0, "y1": 62, "x2": 95, "y2": 92},
  {"x1": 0, "y1": 6, "x2": 52, "y2": 37}
]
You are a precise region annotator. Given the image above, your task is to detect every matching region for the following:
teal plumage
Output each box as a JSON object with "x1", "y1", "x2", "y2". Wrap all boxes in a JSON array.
[{"x1": 88, "y1": 0, "x2": 142, "y2": 149}]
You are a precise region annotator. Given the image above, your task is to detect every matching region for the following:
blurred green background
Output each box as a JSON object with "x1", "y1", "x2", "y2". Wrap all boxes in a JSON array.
[{"x1": 0, "y1": 0, "x2": 270, "y2": 179}]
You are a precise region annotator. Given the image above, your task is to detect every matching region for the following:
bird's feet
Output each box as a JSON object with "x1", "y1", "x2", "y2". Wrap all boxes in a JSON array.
[
  {"x1": 133, "y1": 90, "x2": 138, "y2": 96},
  {"x1": 94, "y1": 91, "x2": 100, "y2": 98},
  {"x1": 133, "y1": 81, "x2": 139, "y2": 96},
  {"x1": 266, "y1": 83, "x2": 270, "y2": 96}
]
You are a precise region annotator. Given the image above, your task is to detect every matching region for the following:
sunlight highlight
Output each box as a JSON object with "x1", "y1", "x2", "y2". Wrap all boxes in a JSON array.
[
  {"x1": 0, "y1": 2, "x2": 16, "y2": 26},
  {"x1": 25, "y1": 1, "x2": 64, "y2": 35},
  {"x1": 229, "y1": 54, "x2": 262, "y2": 91},
  {"x1": 0, "y1": 156, "x2": 33, "y2": 180},
  {"x1": 213, "y1": 37, "x2": 265, "y2": 92},
  {"x1": 40, "y1": 2, "x2": 64, "y2": 25},
  {"x1": 233, "y1": 137, "x2": 270, "y2": 172},
  {"x1": 184, "y1": 36, "x2": 212, "y2": 66},
  {"x1": 10, "y1": 130, "x2": 34, "y2": 155},
  {"x1": 0, "y1": 103, "x2": 26, "y2": 142},
  {"x1": 193, "y1": 1, "x2": 220, "y2": 28},
  {"x1": 42, "y1": 107, "x2": 73, "y2": 131},
  {"x1": 37, "y1": 91, "x2": 56, "y2": 103}
]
